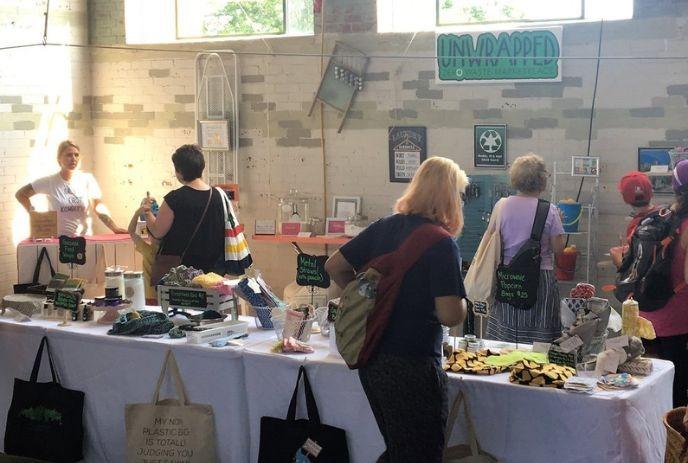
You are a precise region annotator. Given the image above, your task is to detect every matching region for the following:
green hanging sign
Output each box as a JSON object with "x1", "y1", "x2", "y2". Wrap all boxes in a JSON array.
[{"x1": 436, "y1": 27, "x2": 562, "y2": 83}]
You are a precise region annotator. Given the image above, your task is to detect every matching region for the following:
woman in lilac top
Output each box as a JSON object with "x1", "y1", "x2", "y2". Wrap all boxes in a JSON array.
[{"x1": 486, "y1": 153, "x2": 565, "y2": 343}]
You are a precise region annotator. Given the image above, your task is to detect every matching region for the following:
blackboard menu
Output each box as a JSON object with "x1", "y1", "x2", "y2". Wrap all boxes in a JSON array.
[
  {"x1": 296, "y1": 254, "x2": 330, "y2": 288},
  {"x1": 59, "y1": 235, "x2": 86, "y2": 265},
  {"x1": 168, "y1": 288, "x2": 208, "y2": 308},
  {"x1": 389, "y1": 127, "x2": 427, "y2": 183}
]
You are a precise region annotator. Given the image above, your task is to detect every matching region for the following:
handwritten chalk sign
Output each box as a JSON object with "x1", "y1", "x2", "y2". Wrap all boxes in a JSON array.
[
  {"x1": 472, "y1": 301, "x2": 489, "y2": 317},
  {"x1": 296, "y1": 254, "x2": 330, "y2": 289},
  {"x1": 54, "y1": 290, "x2": 81, "y2": 312},
  {"x1": 168, "y1": 288, "x2": 208, "y2": 309},
  {"x1": 59, "y1": 235, "x2": 86, "y2": 265},
  {"x1": 548, "y1": 346, "x2": 577, "y2": 369}
]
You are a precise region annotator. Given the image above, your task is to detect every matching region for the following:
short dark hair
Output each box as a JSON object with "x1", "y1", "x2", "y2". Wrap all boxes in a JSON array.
[{"x1": 172, "y1": 144, "x2": 205, "y2": 181}]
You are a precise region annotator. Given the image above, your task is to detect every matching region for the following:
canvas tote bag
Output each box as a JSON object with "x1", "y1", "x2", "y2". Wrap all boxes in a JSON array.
[
  {"x1": 125, "y1": 350, "x2": 218, "y2": 463},
  {"x1": 443, "y1": 390, "x2": 497, "y2": 463},
  {"x1": 464, "y1": 199, "x2": 504, "y2": 306}
]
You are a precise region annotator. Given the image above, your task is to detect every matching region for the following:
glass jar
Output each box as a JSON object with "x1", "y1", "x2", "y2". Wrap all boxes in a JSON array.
[
  {"x1": 105, "y1": 269, "x2": 125, "y2": 300},
  {"x1": 124, "y1": 271, "x2": 146, "y2": 309},
  {"x1": 276, "y1": 189, "x2": 310, "y2": 231},
  {"x1": 310, "y1": 217, "x2": 325, "y2": 236}
]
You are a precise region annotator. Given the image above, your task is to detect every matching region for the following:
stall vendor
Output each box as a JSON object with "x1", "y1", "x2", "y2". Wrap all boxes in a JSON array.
[{"x1": 15, "y1": 140, "x2": 126, "y2": 236}]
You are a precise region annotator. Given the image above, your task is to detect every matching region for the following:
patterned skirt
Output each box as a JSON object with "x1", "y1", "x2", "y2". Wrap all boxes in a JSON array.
[{"x1": 486, "y1": 269, "x2": 562, "y2": 344}]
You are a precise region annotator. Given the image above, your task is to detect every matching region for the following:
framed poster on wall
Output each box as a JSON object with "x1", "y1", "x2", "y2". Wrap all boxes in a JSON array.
[
  {"x1": 199, "y1": 120, "x2": 230, "y2": 150},
  {"x1": 474, "y1": 124, "x2": 507, "y2": 168},
  {"x1": 388, "y1": 126, "x2": 427, "y2": 183}
]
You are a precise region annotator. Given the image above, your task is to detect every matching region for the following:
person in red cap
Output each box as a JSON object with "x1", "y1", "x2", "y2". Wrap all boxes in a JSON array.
[{"x1": 611, "y1": 171, "x2": 660, "y2": 267}]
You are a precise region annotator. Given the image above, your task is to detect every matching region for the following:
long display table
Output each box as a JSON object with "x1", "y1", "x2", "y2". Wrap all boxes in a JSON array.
[{"x1": 0, "y1": 314, "x2": 673, "y2": 463}]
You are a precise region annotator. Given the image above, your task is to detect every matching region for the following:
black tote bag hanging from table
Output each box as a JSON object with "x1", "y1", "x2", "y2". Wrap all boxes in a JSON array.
[
  {"x1": 4, "y1": 336, "x2": 85, "y2": 463},
  {"x1": 13, "y1": 247, "x2": 56, "y2": 295},
  {"x1": 258, "y1": 365, "x2": 350, "y2": 463}
]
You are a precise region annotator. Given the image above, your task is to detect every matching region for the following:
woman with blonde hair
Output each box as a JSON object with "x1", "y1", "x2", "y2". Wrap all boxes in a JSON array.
[
  {"x1": 486, "y1": 153, "x2": 565, "y2": 343},
  {"x1": 326, "y1": 156, "x2": 468, "y2": 463}
]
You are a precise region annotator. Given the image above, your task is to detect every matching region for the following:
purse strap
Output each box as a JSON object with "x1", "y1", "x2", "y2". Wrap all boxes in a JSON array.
[
  {"x1": 30, "y1": 336, "x2": 59, "y2": 384},
  {"x1": 152, "y1": 350, "x2": 189, "y2": 406},
  {"x1": 286, "y1": 365, "x2": 321, "y2": 425},
  {"x1": 530, "y1": 199, "x2": 550, "y2": 242},
  {"x1": 32, "y1": 247, "x2": 56, "y2": 284}
]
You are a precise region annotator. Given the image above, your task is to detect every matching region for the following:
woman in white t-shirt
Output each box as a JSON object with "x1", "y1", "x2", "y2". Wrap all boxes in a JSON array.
[{"x1": 15, "y1": 140, "x2": 126, "y2": 236}]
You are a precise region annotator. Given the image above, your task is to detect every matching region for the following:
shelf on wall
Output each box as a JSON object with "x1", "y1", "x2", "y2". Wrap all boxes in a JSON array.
[{"x1": 251, "y1": 234, "x2": 350, "y2": 246}]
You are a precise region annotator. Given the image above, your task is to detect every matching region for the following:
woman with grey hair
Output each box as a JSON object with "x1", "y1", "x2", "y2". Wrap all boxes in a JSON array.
[{"x1": 486, "y1": 153, "x2": 565, "y2": 343}]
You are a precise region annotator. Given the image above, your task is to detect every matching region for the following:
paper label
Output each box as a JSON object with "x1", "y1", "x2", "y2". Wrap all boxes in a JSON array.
[
  {"x1": 650, "y1": 165, "x2": 669, "y2": 173},
  {"x1": 558, "y1": 335, "x2": 584, "y2": 353},
  {"x1": 605, "y1": 335, "x2": 629, "y2": 350},
  {"x1": 303, "y1": 438, "x2": 322, "y2": 457},
  {"x1": 595, "y1": 349, "x2": 622, "y2": 375},
  {"x1": 297, "y1": 231, "x2": 312, "y2": 237},
  {"x1": 255, "y1": 219, "x2": 276, "y2": 235},
  {"x1": 532, "y1": 342, "x2": 551, "y2": 354}
]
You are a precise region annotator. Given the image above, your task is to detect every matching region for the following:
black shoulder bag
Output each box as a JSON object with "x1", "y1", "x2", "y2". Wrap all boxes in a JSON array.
[
  {"x1": 495, "y1": 199, "x2": 550, "y2": 310},
  {"x1": 4, "y1": 336, "x2": 85, "y2": 462}
]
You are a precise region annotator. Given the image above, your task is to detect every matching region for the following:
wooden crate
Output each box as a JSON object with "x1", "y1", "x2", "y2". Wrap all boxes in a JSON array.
[{"x1": 157, "y1": 285, "x2": 238, "y2": 319}]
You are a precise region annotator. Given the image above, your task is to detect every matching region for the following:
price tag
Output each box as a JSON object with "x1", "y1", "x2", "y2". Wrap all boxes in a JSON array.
[
  {"x1": 472, "y1": 301, "x2": 489, "y2": 317},
  {"x1": 296, "y1": 253, "x2": 330, "y2": 289},
  {"x1": 302, "y1": 438, "x2": 322, "y2": 457}
]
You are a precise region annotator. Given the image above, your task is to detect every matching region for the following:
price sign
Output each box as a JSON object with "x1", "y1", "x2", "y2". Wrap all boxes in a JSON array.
[
  {"x1": 168, "y1": 288, "x2": 208, "y2": 309},
  {"x1": 296, "y1": 254, "x2": 330, "y2": 289},
  {"x1": 59, "y1": 235, "x2": 86, "y2": 265},
  {"x1": 548, "y1": 346, "x2": 577, "y2": 369},
  {"x1": 54, "y1": 290, "x2": 81, "y2": 312},
  {"x1": 472, "y1": 301, "x2": 489, "y2": 317}
]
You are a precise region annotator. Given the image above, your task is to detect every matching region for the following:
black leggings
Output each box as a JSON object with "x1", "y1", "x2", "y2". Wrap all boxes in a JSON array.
[
  {"x1": 359, "y1": 354, "x2": 448, "y2": 463},
  {"x1": 645, "y1": 334, "x2": 688, "y2": 407}
]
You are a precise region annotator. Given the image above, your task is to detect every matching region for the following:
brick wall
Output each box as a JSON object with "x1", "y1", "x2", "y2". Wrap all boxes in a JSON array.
[
  {"x1": 0, "y1": 0, "x2": 91, "y2": 295},
  {"x1": 2, "y1": 0, "x2": 688, "y2": 300}
]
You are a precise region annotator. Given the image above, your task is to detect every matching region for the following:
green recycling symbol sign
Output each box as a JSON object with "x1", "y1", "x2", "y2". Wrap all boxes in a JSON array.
[{"x1": 474, "y1": 124, "x2": 507, "y2": 168}]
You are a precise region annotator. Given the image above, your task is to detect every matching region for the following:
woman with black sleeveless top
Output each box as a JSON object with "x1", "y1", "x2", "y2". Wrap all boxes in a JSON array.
[{"x1": 143, "y1": 144, "x2": 225, "y2": 274}]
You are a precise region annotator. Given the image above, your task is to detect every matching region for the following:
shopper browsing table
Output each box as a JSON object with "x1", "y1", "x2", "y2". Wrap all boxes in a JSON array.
[
  {"x1": 15, "y1": 140, "x2": 126, "y2": 235},
  {"x1": 325, "y1": 157, "x2": 468, "y2": 463},
  {"x1": 144, "y1": 144, "x2": 226, "y2": 276}
]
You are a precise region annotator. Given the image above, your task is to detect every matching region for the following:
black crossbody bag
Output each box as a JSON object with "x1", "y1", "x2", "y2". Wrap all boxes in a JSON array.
[{"x1": 495, "y1": 199, "x2": 550, "y2": 310}]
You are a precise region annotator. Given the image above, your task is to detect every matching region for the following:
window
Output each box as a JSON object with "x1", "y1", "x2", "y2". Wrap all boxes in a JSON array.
[
  {"x1": 438, "y1": 0, "x2": 583, "y2": 26},
  {"x1": 176, "y1": 0, "x2": 313, "y2": 39},
  {"x1": 125, "y1": 0, "x2": 313, "y2": 44},
  {"x1": 377, "y1": 0, "x2": 633, "y2": 33}
]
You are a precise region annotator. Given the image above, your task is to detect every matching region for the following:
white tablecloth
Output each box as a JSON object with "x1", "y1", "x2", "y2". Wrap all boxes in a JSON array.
[{"x1": 0, "y1": 314, "x2": 674, "y2": 463}]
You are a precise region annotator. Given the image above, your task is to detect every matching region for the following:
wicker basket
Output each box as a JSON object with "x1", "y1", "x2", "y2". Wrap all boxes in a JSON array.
[{"x1": 664, "y1": 407, "x2": 688, "y2": 463}]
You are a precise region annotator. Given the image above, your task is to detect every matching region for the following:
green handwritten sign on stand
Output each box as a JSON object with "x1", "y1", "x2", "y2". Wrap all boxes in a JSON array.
[
  {"x1": 59, "y1": 235, "x2": 86, "y2": 265},
  {"x1": 54, "y1": 289, "x2": 81, "y2": 312},
  {"x1": 296, "y1": 254, "x2": 330, "y2": 289},
  {"x1": 168, "y1": 288, "x2": 208, "y2": 309}
]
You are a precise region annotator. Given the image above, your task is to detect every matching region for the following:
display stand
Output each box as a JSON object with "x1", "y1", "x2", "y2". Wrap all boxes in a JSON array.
[{"x1": 550, "y1": 160, "x2": 599, "y2": 285}]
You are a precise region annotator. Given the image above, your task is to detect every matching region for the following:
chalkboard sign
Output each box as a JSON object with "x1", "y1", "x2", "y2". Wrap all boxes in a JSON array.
[
  {"x1": 59, "y1": 235, "x2": 86, "y2": 265},
  {"x1": 548, "y1": 346, "x2": 577, "y2": 369},
  {"x1": 389, "y1": 126, "x2": 427, "y2": 183},
  {"x1": 472, "y1": 301, "x2": 489, "y2": 317},
  {"x1": 168, "y1": 288, "x2": 208, "y2": 309},
  {"x1": 54, "y1": 289, "x2": 81, "y2": 312},
  {"x1": 296, "y1": 254, "x2": 330, "y2": 289},
  {"x1": 474, "y1": 124, "x2": 507, "y2": 168}
]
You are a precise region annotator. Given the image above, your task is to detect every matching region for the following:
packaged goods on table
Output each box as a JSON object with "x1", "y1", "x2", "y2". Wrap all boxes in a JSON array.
[{"x1": 509, "y1": 360, "x2": 576, "y2": 388}]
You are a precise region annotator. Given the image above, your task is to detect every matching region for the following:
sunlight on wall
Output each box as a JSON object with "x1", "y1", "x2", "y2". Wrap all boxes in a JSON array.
[{"x1": 11, "y1": 45, "x2": 72, "y2": 245}]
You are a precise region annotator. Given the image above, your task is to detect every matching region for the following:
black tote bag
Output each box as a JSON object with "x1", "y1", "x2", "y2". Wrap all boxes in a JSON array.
[
  {"x1": 14, "y1": 247, "x2": 56, "y2": 295},
  {"x1": 258, "y1": 366, "x2": 350, "y2": 463},
  {"x1": 4, "y1": 337, "x2": 85, "y2": 463}
]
